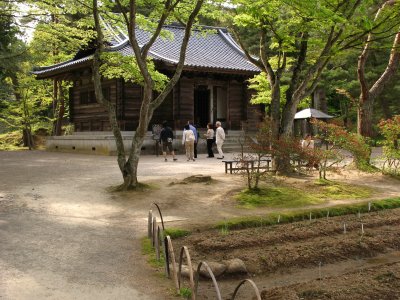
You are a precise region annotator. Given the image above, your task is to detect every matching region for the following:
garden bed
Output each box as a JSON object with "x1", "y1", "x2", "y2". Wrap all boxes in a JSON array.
[{"x1": 171, "y1": 206, "x2": 400, "y2": 298}]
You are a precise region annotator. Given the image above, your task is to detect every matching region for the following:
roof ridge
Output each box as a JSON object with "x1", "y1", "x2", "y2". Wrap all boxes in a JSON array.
[
  {"x1": 160, "y1": 22, "x2": 228, "y2": 32},
  {"x1": 217, "y1": 29, "x2": 248, "y2": 58}
]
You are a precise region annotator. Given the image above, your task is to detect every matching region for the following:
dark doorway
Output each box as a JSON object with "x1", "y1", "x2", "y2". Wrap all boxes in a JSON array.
[{"x1": 194, "y1": 85, "x2": 210, "y2": 128}]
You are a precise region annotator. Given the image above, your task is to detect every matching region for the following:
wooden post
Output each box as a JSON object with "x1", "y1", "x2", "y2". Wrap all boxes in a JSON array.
[
  {"x1": 152, "y1": 217, "x2": 157, "y2": 247},
  {"x1": 155, "y1": 226, "x2": 160, "y2": 260},
  {"x1": 148, "y1": 210, "x2": 153, "y2": 238}
]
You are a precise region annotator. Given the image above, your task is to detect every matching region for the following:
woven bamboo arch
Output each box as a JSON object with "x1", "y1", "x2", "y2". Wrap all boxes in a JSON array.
[
  {"x1": 178, "y1": 246, "x2": 195, "y2": 300},
  {"x1": 232, "y1": 279, "x2": 262, "y2": 300},
  {"x1": 165, "y1": 235, "x2": 179, "y2": 291},
  {"x1": 194, "y1": 261, "x2": 222, "y2": 300}
]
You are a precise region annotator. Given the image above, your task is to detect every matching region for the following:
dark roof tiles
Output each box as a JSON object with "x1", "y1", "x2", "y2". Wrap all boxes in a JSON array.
[{"x1": 33, "y1": 23, "x2": 259, "y2": 76}]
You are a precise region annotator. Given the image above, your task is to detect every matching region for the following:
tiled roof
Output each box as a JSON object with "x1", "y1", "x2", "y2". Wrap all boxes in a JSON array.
[{"x1": 33, "y1": 22, "x2": 260, "y2": 77}]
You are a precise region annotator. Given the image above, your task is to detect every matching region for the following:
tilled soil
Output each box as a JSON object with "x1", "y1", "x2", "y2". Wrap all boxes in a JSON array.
[
  {"x1": 262, "y1": 262, "x2": 400, "y2": 300},
  {"x1": 172, "y1": 208, "x2": 400, "y2": 298},
  {"x1": 175, "y1": 209, "x2": 400, "y2": 273}
]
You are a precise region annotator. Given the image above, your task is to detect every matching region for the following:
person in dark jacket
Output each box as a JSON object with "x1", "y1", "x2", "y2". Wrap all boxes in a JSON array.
[{"x1": 159, "y1": 121, "x2": 177, "y2": 162}]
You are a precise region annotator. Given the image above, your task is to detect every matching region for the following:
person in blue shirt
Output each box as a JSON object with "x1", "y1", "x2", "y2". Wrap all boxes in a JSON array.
[{"x1": 187, "y1": 121, "x2": 198, "y2": 158}]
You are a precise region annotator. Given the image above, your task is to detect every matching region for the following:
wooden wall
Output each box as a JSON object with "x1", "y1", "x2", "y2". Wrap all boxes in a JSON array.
[
  {"x1": 245, "y1": 87, "x2": 264, "y2": 131},
  {"x1": 69, "y1": 72, "x2": 258, "y2": 132},
  {"x1": 177, "y1": 77, "x2": 194, "y2": 129},
  {"x1": 72, "y1": 76, "x2": 116, "y2": 132},
  {"x1": 121, "y1": 82, "x2": 142, "y2": 130},
  {"x1": 228, "y1": 80, "x2": 244, "y2": 130},
  {"x1": 151, "y1": 92, "x2": 174, "y2": 129}
]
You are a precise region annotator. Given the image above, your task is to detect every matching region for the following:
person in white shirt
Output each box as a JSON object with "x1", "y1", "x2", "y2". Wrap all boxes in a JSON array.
[
  {"x1": 301, "y1": 134, "x2": 314, "y2": 149},
  {"x1": 182, "y1": 124, "x2": 196, "y2": 161},
  {"x1": 215, "y1": 121, "x2": 225, "y2": 159}
]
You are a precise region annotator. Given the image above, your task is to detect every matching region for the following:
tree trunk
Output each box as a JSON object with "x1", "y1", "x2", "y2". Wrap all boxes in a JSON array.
[
  {"x1": 357, "y1": 98, "x2": 374, "y2": 137},
  {"x1": 270, "y1": 81, "x2": 281, "y2": 139},
  {"x1": 356, "y1": 1, "x2": 400, "y2": 137},
  {"x1": 125, "y1": 86, "x2": 154, "y2": 188},
  {"x1": 281, "y1": 94, "x2": 301, "y2": 136},
  {"x1": 378, "y1": 96, "x2": 391, "y2": 119}
]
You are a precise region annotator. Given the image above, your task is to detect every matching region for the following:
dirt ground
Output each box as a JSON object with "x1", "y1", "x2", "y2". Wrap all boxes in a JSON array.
[{"x1": 1, "y1": 150, "x2": 400, "y2": 299}]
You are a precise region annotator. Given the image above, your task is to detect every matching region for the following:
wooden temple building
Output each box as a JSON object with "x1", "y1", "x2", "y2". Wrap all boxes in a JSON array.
[{"x1": 33, "y1": 23, "x2": 262, "y2": 154}]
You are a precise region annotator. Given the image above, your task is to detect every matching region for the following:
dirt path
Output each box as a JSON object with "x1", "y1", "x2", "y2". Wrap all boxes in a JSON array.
[
  {"x1": 1, "y1": 150, "x2": 399, "y2": 299},
  {"x1": 0, "y1": 150, "x2": 243, "y2": 299}
]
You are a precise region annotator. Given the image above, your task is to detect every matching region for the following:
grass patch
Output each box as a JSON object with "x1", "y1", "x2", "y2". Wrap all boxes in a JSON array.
[
  {"x1": 314, "y1": 179, "x2": 372, "y2": 200},
  {"x1": 164, "y1": 228, "x2": 190, "y2": 239},
  {"x1": 141, "y1": 237, "x2": 165, "y2": 268},
  {"x1": 235, "y1": 180, "x2": 373, "y2": 209},
  {"x1": 236, "y1": 187, "x2": 324, "y2": 208},
  {"x1": 216, "y1": 197, "x2": 400, "y2": 230},
  {"x1": 178, "y1": 287, "x2": 192, "y2": 299}
]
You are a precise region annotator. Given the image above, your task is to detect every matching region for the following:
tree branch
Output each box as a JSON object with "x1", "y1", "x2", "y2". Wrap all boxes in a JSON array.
[
  {"x1": 150, "y1": 0, "x2": 204, "y2": 110},
  {"x1": 357, "y1": 0, "x2": 396, "y2": 104},
  {"x1": 230, "y1": 27, "x2": 263, "y2": 69},
  {"x1": 141, "y1": 0, "x2": 182, "y2": 59},
  {"x1": 369, "y1": 29, "x2": 400, "y2": 98}
]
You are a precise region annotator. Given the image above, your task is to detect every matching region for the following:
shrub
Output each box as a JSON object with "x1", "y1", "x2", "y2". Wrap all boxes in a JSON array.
[
  {"x1": 311, "y1": 119, "x2": 372, "y2": 171},
  {"x1": 378, "y1": 115, "x2": 400, "y2": 176}
]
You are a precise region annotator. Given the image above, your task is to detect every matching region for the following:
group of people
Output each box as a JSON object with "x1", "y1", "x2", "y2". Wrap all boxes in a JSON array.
[{"x1": 159, "y1": 121, "x2": 225, "y2": 162}]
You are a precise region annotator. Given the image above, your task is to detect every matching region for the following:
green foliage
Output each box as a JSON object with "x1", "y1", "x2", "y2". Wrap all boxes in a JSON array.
[
  {"x1": 378, "y1": 115, "x2": 400, "y2": 175},
  {"x1": 248, "y1": 73, "x2": 289, "y2": 105},
  {"x1": 216, "y1": 197, "x2": 400, "y2": 230},
  {"x1": 378, "y1": 115, "x2": 400, "y2": 159},
  {"x1": 27, "y1": 0, "x2": 95, "y2": 64},
  {"x1": 0, "y1": 73, "x2": 53, "y2": 136},
  {"x1": 164, "y1": 228, "x2": 190, "y2": 239},
  {"x1": 100, "y1": 53, "x2": 168, "y2": 92},
  {"x1": 0, "y1": 131, "x2": 23, "y2": 150}
]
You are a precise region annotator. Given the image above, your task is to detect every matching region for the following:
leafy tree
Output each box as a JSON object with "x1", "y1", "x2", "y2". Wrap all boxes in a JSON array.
[
  {"x1": 26, "y1": 0, "x2": 95, "y2": 135},
  {"x1": 0, "y1": 60, "x2": 53, "y2": 148},
  {"x1": 0, "y1": 1, "x2": 33, "y2": 144},
  {"x1": 91, "y1": 0, "x2": 204, "y2": 189},
  {"x1": 0, "y1": 1, "x2": 25, "y2": 104},
  {"x1": 227, "y1": 0, "x2": 382, "y2": 140},
  {"x1": 357, "y1": 0, "x2": 400, "y2": 137},
  {"x1": 1, "y1": 0, "x2": 92, "y2": 145}
]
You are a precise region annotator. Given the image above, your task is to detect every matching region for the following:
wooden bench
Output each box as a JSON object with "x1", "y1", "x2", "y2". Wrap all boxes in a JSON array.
[{"x1": 222, "y1": 158, "x2": 272, "y2": 174}]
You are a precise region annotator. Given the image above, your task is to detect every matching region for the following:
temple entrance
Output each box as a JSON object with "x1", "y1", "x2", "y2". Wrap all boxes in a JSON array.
[
  {"x1": 194, "y1": 85, "x2": 210, "y2": 128},
  {"x1": 214, "y1": 86, "x2": 227, "y2": 126}
]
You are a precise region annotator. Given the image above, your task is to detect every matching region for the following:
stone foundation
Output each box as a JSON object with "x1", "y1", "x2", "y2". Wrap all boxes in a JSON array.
[{"x1": 46, "y1": 131, "x2": 246, "y2": 156}]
